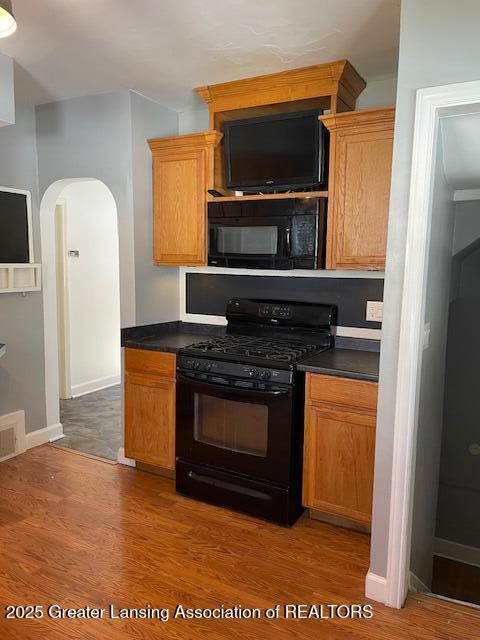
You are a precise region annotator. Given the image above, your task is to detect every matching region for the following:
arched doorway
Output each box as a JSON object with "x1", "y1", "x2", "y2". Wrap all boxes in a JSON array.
[{"x1": 40, "y1": 178, "x2": 121, "y2": 460}]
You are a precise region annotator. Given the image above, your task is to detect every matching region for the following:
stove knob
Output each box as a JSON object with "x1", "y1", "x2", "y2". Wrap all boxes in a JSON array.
[
  {"x1": 203, "y1": 362, "x2": 212, "y2": 371},
  {"x1": 260, "y1": 370, "x2": 271, "y2": 380},
  {"x1": 192, "y1": 361, "x2": 201, "y2": 370},
  {"x1": 249, "y1": 368, "x2": 259, "y2": 378}
]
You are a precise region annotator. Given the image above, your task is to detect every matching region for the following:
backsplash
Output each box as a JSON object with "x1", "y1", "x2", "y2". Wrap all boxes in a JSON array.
[{"x1": 184, "y1": 272, "x2": 384, "y2": 331}]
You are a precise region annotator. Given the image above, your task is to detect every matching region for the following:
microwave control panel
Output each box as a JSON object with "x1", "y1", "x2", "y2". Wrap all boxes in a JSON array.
[{"x1": 259, "y1": 303, "x2": 293, "y2": 320}]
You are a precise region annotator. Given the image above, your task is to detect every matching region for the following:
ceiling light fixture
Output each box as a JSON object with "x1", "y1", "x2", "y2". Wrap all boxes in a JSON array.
[{"x1": 0, "y1": 0, "x2": 16, "y2": 38}]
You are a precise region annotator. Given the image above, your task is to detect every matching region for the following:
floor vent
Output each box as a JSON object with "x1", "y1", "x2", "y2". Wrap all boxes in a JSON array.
[{"x1": 0, "y1": 410, "x2": 26, "y2": 462}]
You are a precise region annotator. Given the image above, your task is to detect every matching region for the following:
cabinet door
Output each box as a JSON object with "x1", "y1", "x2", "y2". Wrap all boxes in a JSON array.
[
  {"x1": 152, "y1": 149, "x2": 206, "y2": 266},
  {"x1": 303, "y1": 404, "x2": 376, "y2": 524},
  {"x1": 322, "y1": 108, "x2": 394, "y2": 271},
  {"x1": 332, "y1": 129, "x2": 392, "y2": 270},
  {"x1": 124, "y1": 371, "x2": 175, "y2": 470}
]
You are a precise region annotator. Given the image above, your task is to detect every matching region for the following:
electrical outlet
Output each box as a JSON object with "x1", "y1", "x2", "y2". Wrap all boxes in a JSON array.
[{"x1": 366, "y1": 301, "x2": 383, "y2": 322}]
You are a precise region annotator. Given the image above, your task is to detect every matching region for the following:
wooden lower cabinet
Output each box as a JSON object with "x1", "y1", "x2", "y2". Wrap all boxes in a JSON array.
[
  {"x1": 303, "y1": 373, "x2": 377, "y2": 526},
  {"x1": 124, "y1": 349, "x2": 176, "y2": 471}
]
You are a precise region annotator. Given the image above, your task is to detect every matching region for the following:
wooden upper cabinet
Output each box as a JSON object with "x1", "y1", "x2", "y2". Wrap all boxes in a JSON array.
[
  {"x1": 322, "y1": 107, "x2": 395, "y2": 270},
  {"x1": 148, "y1": 131, "x2": 222, "y2": 266}
]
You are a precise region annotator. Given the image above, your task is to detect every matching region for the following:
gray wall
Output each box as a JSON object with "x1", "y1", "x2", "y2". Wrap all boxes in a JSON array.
[
  {"x1": 0, "y1": 97, "x2": 46, "y2": 432},
  {"x1": 371, "y1": 0, "x2": 480, "y2": 578},
  {"x1": 130, "y1": 91, "x2": 180, "y2": 325},
  {"x1": 36, "y1": 91, "x2": 136, "y2": 328},
  {"x1": 437, "y1": 220, "x2": 480, "y2": 550},
  {"x1": 452, "y1": 200, "x2": 480, "y2": 255},
  {"x1": 409, "y1": 132, "x2": 455, "y2": 587},
  {"x1": 0, "y1": 89, "x2": 182, "y2": 435}
]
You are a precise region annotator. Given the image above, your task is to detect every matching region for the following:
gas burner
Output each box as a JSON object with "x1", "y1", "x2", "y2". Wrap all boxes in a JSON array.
[{"x1": 185, "y1": 335, "x2": 322, "y2": 365}]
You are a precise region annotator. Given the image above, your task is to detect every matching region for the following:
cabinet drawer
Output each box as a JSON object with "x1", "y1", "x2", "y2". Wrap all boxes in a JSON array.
[
  {"x1": 307, "y1": 373, "x2": 378, "y2": 412},
  {"x1": 125, "y1": 348, "x2": 176, "y2": 378}
]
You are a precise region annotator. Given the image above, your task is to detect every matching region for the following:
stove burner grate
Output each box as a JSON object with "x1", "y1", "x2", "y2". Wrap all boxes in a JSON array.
[{"x1": 185, "y1": 335, "x2": 322, "y2": 364}]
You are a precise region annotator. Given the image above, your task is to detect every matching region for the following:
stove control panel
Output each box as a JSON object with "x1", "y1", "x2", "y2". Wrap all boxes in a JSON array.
[
  {"x1": 259, "y1": 303, "x2": 293, "y2": 320},
  {"x1": 177, "y1": 356, "x2": 293, "y2": 386},
  {"x1": 247, "y1": 368, "x2": 271, "y2": 380}
]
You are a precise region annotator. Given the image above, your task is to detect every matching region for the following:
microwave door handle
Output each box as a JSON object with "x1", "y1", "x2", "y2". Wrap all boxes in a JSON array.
[
  {"x1": 177, "y1": 373, "x2": 290, "y2": 397},
  {"x1": 285, "y1": 226, "x2": 292, "y2": 256}
]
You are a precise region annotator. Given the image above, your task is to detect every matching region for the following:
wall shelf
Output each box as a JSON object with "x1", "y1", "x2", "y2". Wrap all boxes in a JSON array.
[
  {"x1": 207, "y1": 190, "x2": 328, "y2": 203},
  {"x1": 0, "y1": 264, "x2": 42, "y2": 293}
]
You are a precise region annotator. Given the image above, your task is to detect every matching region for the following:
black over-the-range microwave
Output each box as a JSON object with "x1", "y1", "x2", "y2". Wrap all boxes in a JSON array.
[{"x1": 208, "y1": 197, "x2": 326, "y2": 270}]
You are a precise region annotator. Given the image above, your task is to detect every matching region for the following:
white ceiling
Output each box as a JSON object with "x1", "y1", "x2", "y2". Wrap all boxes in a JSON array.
[{"x1": 1, "y1": 0, "x2": 400, "y2": 111}]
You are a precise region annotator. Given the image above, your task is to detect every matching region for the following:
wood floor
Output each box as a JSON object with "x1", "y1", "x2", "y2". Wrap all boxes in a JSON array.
[{"x1": 0, "y1": 446, "x2": 478, "y2": 640}]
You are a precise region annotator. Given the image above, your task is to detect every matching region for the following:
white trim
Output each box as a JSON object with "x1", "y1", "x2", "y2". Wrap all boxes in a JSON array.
[
  {"x1": 335, "y1": 326, "x2": 381, "y2": 340},
  {"x1": 365, "y1": 572, "x2": 387, "y2": 603},
  {"x1": 71, "y1": 375, "x2": 121, "y2": 398},
  {"x1": 0, "y1": 187, "x2": 34, "y2": 263},
  {"x1": 55, "y1": 199, "x2": 72, "y2": 399},
  {"x1": 409, "y1": 571, "x2": 428, "y2": 594},
  {"x1": 180, "y1": 265, "x2": 385, "y2": 279},
  {"x1": 40, "y1": 179, "x2": 127, "y2": 432},
  {"x1": 25, "y1": 423, "x2": 64, "y2": 449},
  {"x1": 453, "y1": 189, "x2": 480, "y2": 201},
  {"x1": 434, "y1": 537, "x2": 480, "y2": 568},
  {"x1": 383, "y1": 79, "x2": 480, "y2": 610},
  {"x1": 117, "y1": 447, "x2": 136, "y2": 467},
  {"x1": 430, "y1": 593, "x2": 480, "y2": 611},
  {"x1": 180, "y1": 312, "x2": 226, "y2": 325}
]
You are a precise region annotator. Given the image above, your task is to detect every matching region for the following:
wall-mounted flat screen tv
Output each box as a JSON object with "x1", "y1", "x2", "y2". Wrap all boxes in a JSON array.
[
  {"x1": 0, "y1": 188, "x2": 33, "y2": 263},
  {"x1": 223, "y1": 110, "x2": 327, "y2": 193}
]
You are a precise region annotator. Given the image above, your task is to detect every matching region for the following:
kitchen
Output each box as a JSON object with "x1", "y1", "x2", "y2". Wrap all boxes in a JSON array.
[
  {"x1": 121, "y1": 60, "x2": 389, "y2": 532},
  {"x1": 3, "y1": 2, "x2": 480, "y2": 636}
]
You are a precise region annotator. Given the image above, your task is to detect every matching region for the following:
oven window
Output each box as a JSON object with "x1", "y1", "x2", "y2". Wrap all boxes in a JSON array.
[
  {"x1": 216, "y1": 225, "x2": 278, "y2": 255},
  {"x1": 193, "y1": 394, "x2": 268, "y2": 457}
]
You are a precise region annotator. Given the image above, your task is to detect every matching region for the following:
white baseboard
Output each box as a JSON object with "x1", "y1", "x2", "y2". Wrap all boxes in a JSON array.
[
  {"x1": 117, "y1": 447, "x2": 136, "y2": 467},
  {"x1": 365, "y1": 571, "x2": 387, "y2": 604},
  {"x1": 71, "y1": 374, "x2": 120, "y2": 398},
  {"x1": 435, "y1": 537, "x2": 480, "y2": 568},
  {"x1": 26, "y1": 423, "x2": 64, "y2": 449},
  {"x1": 409, "y1": 571, "x2": 429, "y2": 594}
]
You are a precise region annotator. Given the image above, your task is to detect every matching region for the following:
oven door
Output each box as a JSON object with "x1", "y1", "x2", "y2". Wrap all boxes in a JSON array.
[{"x1": 176, "y1": 373, "x2": 293, "y2": 486}]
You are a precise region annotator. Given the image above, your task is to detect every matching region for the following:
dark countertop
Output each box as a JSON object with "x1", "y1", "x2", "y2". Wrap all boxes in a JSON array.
[
  {"x1": 297, "y1": 348, "x2": 380, "y2": 382},
  {"x1": 122, "y1": 321, "x2": 380, "y2": 381},
  {"x1": 121, "y1": 321, "x2": 226, "y2": 353}
]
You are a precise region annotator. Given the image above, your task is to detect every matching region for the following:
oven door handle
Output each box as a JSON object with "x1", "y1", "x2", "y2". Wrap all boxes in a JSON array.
[{"x1": 176, "y1": 373, "x2": 291, "y2": 397}]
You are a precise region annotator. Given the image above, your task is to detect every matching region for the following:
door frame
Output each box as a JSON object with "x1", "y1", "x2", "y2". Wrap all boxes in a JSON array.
[
  {"x1": 383, "y1": 80, "x2": 480, "y2": 608},
  {"x1": 55, "y1": 198, "x2": 71, "y2": 399}
]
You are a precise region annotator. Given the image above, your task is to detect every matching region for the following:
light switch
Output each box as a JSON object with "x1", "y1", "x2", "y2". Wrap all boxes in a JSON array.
[{"x1": 366, "y1": 301, "x2": 383, "y2": 322}]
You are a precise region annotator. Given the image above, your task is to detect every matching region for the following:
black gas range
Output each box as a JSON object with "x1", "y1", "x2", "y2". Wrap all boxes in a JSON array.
[{"x1": 175, "y1": 298, "x2": 336, "y2": 526}]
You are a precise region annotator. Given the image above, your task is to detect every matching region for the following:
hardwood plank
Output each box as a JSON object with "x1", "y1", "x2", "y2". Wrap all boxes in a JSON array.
[{"x1": 0, "y1": 445, "x2": 477, "y2": 639}]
